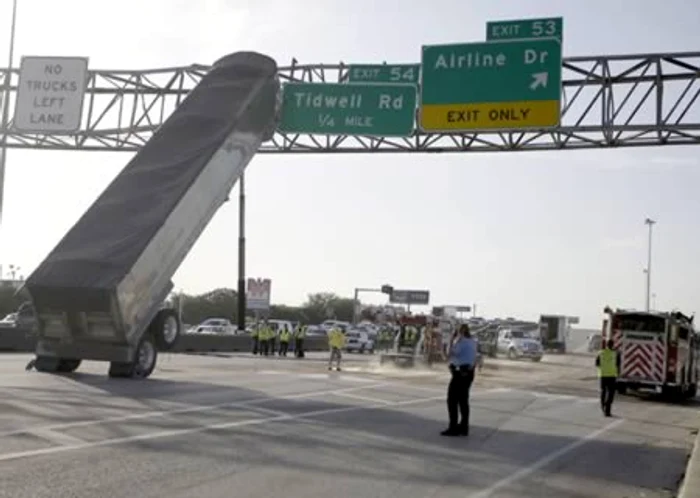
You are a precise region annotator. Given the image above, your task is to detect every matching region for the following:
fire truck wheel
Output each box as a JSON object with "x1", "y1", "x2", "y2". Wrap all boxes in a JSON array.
[
  {"x1": 687, "y1": 384, "x2": 697, "y2": 399},
  {"x1": 616, "y1": 383, "x2": 627, "y2": 395}
]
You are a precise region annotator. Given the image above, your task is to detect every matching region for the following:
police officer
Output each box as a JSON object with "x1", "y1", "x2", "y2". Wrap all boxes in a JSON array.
[
  {"x1": 441, "y1": 323, "x2": 477, "y2": 437},
  {"x1": 596, "y1": 339, "x2": 621, "y2": 417}
]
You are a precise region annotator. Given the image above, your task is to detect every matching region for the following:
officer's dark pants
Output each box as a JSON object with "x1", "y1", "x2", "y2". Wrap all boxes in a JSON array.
[
  {"x1": 261, "y1": 340, "x2": 269, "y2": 356},
  {"x1": 252, "y1": 338, "x2": 259, "y2": 355},
  {"x1": 269, "y1": 338, "x2": 276, "y2": 355},
  {"x1": 600, "y1": 377, "x2": 616, "y2": 415},
  {"x1": 296, "y1": 339, "x2": 305, "y2": 358},
  {"x1": 279, "y1": 341, "x2": 288, "y2": 356},
  {"x1": 447, "y1": 366, "x2": 474, "y2": 431}
]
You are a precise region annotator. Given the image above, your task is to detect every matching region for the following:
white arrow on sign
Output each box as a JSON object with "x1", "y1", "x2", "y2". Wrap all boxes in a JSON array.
[{"x1": 529, "y1": 72, "x2": 549, "y2": 90}]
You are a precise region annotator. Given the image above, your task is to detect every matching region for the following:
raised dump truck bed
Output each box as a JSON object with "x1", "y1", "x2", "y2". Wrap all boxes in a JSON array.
[{"x1": 24, "y1": 51, "x2": 280, "y2": 378}]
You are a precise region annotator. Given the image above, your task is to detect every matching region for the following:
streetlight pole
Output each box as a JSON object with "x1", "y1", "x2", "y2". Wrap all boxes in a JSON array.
[
  {"x1": 236, "y1": 173, "x2": 246, "y2": 332},
  {"x1": 644, "y1": 218, "x2": 656, "y2": 312},
  {"x1": 0, "y1": 0, "x2": 19, "y2": 226}
]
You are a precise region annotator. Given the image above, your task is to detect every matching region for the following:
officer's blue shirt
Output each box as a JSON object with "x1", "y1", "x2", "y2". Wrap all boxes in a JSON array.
[{"x1": 450, "y1": 337, "x2": 477, "y2": 367}]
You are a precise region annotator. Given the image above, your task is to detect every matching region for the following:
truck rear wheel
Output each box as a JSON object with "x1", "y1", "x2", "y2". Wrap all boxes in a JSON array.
[
  {"x1": 149, "y1": 308, "x2": 181, "y2": 351},
  {"x1": 32, "y1": 356, "x2": 81, "y2": 374},
  {"x1": 56, "y1": 359, "x2": 81, "y2": 373},
  {"x1": 108, "y1": 335, "x2": 158, "y2": 379},
  {"x1": 34, "y1": 356, "x2": 60, "y2": 373}
]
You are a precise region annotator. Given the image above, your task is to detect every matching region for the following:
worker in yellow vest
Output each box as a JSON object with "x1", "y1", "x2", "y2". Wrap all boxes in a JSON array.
[
  {"x1": 596, "y1": 339, "x2": 621, "y2": 417},
  {"x1": 279, "y1": 327, "x2": 291, "y2": 356},
  {"x1": 328, "y1": 326, "x2": 346, "y2": 371},
  {"x1": 260, "y1": 321, "x2": 270, "y2": 356},
  {"x1": 294, "y1": 324, "x2": 306, "y2": 358},
  {"x1": 251, "y1": 324, "x2": 259, "y2": 355}
]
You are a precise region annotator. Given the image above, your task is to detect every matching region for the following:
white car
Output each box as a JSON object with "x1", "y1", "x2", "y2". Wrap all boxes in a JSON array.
[
  {"x1": 194, "y1": 318, "x2": 236, "y2": 335},
  {"x1": 344, "y1": 330, "x2": 374, "y2": 354}
]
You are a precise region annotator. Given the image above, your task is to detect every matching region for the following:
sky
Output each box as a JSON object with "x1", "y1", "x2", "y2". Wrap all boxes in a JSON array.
[{"x1": 0, "y1": 0, "x2": 699, "y2": 327}]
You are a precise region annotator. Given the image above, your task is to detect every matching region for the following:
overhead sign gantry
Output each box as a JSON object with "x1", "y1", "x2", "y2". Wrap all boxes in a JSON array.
[{"x1": 0, "y1": 15, "x2": 698, "y2": 153}]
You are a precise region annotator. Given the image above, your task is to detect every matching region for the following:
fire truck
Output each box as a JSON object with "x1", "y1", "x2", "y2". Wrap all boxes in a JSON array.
[{"x1": 602, "y1": 307, "x2": 698, "y2": 400}]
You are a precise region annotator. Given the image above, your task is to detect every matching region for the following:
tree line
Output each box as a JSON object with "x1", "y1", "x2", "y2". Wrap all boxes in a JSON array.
[
  {"x1": 0, "y1": 286, "x2": 361, "y2": 326},
  {"x1": 170, "y1": 289, "x2": 357, "y2": 325}
]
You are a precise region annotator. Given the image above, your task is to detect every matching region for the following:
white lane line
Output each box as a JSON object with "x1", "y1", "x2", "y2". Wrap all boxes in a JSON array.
[
  {"x1": 28, "y1": 427, "x2": 87, "y2": 447},
  {"x1": 469, "y1": 418, "x2": 625, "y2": 498},
  {"x1": 0, "y1": 394, "x2": 444, "y2": 463},
  {"x1": 0, "y1": 382, "x2": 390, "y2": 439},
  {"x1": 333, "y1": 391, "x2": 394, "y2": 405}
]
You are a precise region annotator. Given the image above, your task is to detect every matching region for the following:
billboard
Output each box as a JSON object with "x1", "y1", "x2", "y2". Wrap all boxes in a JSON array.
[
  {"x1": 246, "y1": 278, "x2": 271, "y2": 310},
  {"x1": 14, "y1": 56, "x2": 89, "y2": 133},
  {"x1": 389, "y1": 289, "x2": 430, "y2": 305}
]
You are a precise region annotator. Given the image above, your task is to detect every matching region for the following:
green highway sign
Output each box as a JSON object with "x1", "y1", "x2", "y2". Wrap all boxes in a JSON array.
[
  {"x1": 420, "y1": 38, "x2": 562, "y2": 132},
  {"x1": 278, "y1": 82, "x2": 416, "y2": 137},
  {"x1": 487, "y1": 17, "x2": 563, "y2": 42},
  {"x1": 346, "y1": 64, "x2": 420, "y2": 84}
]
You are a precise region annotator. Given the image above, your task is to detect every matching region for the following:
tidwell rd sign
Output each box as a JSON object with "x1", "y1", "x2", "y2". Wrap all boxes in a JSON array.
[
  {"x1": 278, "y1": 82, "x2": 416, "y2": 137},
  {"x1": 486, "y1": 17, "x2": 563, "y2": 43},
  {"x1": 419, "y1": 38, "x2": 562, "y2": 132}
]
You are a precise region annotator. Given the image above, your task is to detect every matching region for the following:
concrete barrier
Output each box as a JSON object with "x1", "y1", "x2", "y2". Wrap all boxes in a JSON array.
[
  {"x1": 0, "y1": 329, "x2": 330, "y2": 355},
  {"x1": 0, "y1": 328, "x2": 36, "y2": 352},
  {"x1": 172, "y1": 334, "x2": 329, "y2": 353}
]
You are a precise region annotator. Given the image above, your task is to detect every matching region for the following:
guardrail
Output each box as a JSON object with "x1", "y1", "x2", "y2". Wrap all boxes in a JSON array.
[{"x1": 0, "y1": 328, "x2": 330, "y2": 354}]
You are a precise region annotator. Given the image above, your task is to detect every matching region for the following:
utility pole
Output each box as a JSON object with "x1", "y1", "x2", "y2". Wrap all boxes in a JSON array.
[
  {"x1": 236, "y1": 174, "x2": 246, "y2": 332},
  {"x1": 644, "y1": 218, "x2": 656, "y2": 312},
  {"x1": 0, "y1": 0, "x2": 19, "y2": 225}
]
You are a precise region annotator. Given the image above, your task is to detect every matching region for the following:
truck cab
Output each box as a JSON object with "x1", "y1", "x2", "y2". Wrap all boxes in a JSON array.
[{"x1": 497, "y1": 328, "x2": 543, "y2": 361}]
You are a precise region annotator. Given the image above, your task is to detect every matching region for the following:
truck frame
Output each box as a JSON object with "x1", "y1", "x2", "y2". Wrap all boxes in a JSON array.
[{"x1": 24, "y1": 52, "x2": 280, "y2": 379}]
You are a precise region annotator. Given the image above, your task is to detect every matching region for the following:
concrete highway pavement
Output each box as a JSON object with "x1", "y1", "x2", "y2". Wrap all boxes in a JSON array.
[{"x1": 0, "y1": 352, "x2": 697, "y2": 498}]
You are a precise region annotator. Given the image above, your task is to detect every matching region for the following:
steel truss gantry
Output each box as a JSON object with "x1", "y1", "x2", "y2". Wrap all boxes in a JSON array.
[{"x1": 1, "y1": 51, "x2": 699, "y2": 153}]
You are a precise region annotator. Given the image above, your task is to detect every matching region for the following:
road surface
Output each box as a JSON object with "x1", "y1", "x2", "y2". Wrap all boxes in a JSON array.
[{"x1": 0, "y1": 352, "x2": 696, "y2": 497}]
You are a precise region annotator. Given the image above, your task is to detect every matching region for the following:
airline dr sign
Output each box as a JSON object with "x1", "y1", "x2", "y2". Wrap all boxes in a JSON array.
[{"x1": 247, "y1": 278, "x2": 272, "y2": 310}]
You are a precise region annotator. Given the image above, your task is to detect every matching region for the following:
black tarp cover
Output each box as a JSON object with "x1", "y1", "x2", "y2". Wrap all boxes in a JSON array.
[{"x1": 26, "y1": 52, "x2": 278, "y2": 308}]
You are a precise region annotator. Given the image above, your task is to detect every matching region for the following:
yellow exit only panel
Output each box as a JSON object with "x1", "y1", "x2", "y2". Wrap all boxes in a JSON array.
[{"x1": 420, "y1": 100, "x2": 560, "y2": 132}]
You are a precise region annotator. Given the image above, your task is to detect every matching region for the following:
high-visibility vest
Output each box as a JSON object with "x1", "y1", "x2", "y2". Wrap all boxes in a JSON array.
[
  {"x1": 251, "y1": 329, "x2": 258, "y2": 338},
  {"x1": 296, "y1": 326, "x2": 306, "y2": 338},
  {"x1": 280, "y1": 330, "x2": 290, "y2": 342},
  {"x1": 598, "y1": 348, "x2": 618, "y2": 377},
  {"x1": 329, "y1": 329, "x2": 344, "y2": 348}
]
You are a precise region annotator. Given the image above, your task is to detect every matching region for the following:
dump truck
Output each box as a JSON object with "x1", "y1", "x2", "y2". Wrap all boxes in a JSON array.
[{"x1": 23, "y1": 52, "x2": 280, "y2": 379}]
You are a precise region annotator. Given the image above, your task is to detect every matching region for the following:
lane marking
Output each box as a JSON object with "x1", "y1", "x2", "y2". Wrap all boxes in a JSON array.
[
  {"x1": 0, "y1": 382, "x2": 389, "y2": 439},
  {"x1": 333, "y1": 391, "x2": 394, "y2": 405},
  {"x1": 28, "y1": 427, "x2": 87, "y2": 447},
  {"x1": 0, "y1": 394, "x2": 445, "y2": 462},
  {"x1": 470, "y1": 418, "x2": 625, "y2": 498}
]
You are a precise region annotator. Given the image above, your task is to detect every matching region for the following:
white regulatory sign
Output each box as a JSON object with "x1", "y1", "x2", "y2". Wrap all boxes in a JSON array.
[
  {"x1": 247, "y1": 278, "x2": 272, "y2": 310},
  {"x1": 13, "y1": 56, "x2": 89, "y2": 133}
]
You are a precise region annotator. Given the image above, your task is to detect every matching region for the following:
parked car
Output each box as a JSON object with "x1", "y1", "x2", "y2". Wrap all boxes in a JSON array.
[{"x1": 345, "y1": 330, "x2": 374, "y2": 354}]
